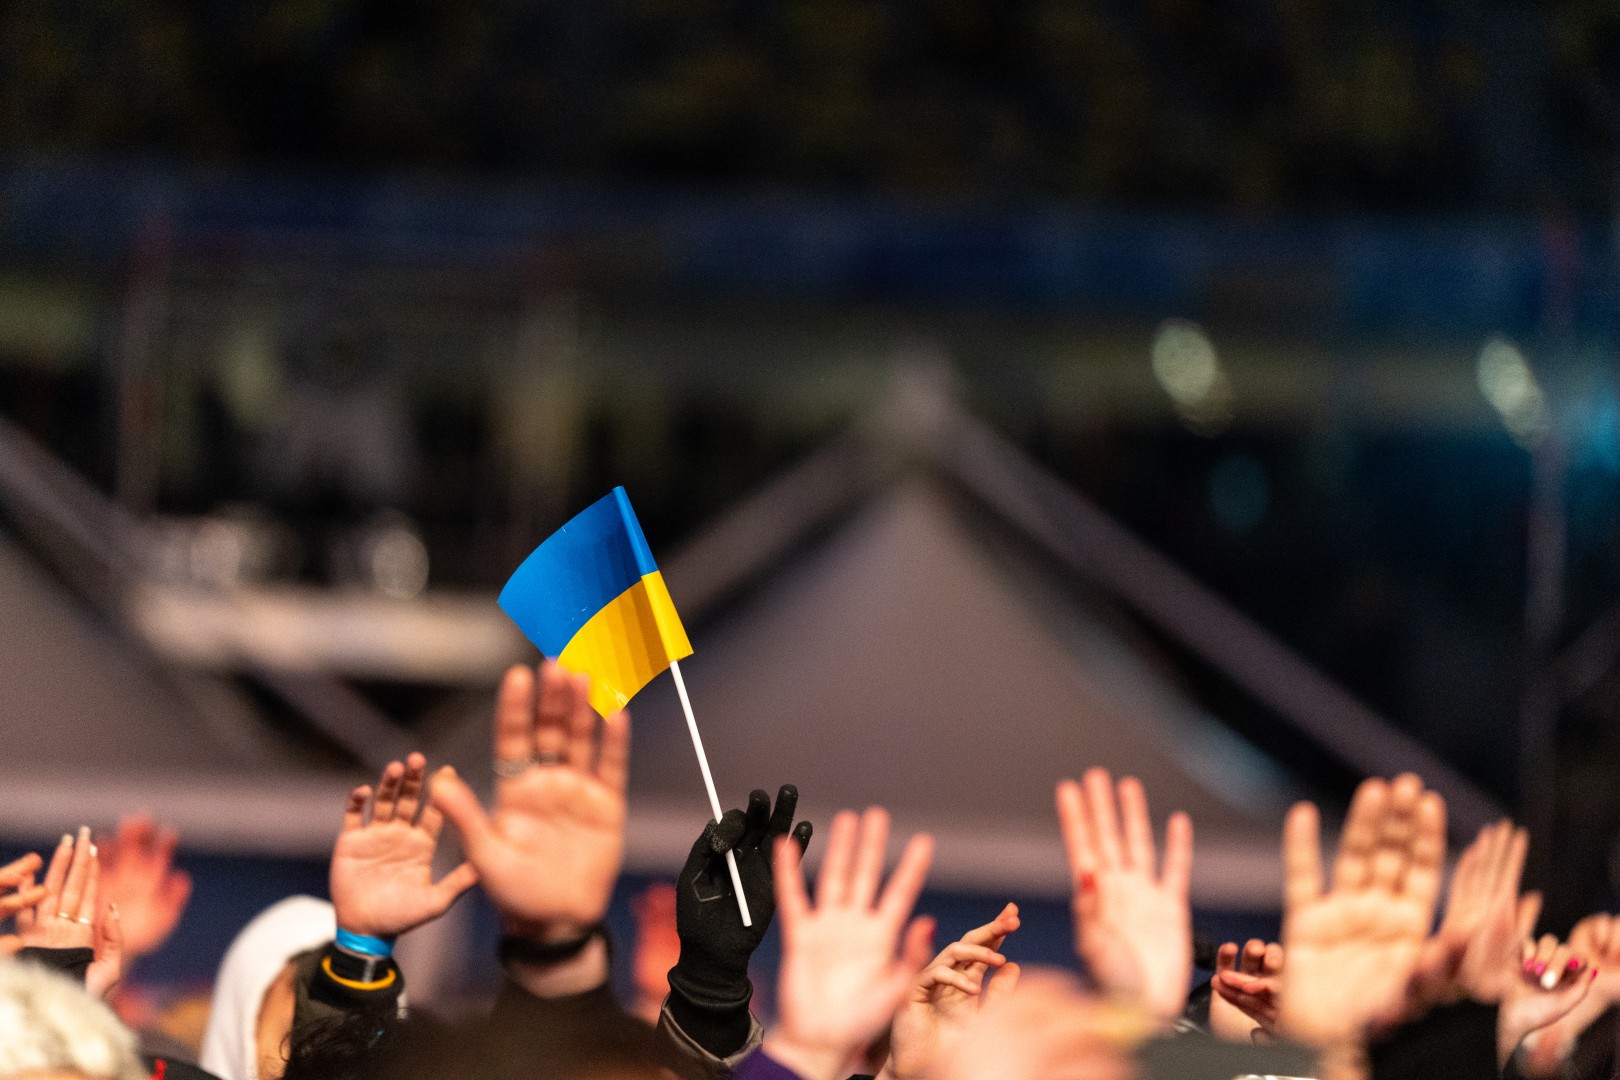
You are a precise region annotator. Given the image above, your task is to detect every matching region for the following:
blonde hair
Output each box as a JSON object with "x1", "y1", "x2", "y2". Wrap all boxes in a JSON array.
[{"x1": 0, "y1": 960, "x2": 146, "y2": 1080}]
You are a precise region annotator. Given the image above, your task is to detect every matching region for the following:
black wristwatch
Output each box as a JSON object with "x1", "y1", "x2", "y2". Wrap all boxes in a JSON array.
[{"x1": 499, "y1": 923, "x2": 609, "y2": 967}]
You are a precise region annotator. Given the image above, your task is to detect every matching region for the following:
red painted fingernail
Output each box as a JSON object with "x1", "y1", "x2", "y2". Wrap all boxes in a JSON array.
[
  {"x1": 1080, "y1": 873, "x2": 1096, "y2": 892},
  {"x1": 1568, "y1": 958, "x2": 1582, "y2": 972},
  {"x1": 1593, "y1": 968, "x2": 1601, "y2": 980}
]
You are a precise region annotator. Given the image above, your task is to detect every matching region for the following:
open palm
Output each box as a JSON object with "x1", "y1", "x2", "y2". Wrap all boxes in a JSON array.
[
  {"x1": 767, "y1": 808, "x2": 936, "y2": 1080},
  {"x1": 1057, "y1": 770, "x2": 1193, "y2": 1020},
  {"x1": 1278, "y1": 775, "x2": 1446, "y2": 1046},
  {"x1": 97, "y1": 815, "x2": 192, "y2": 961},
  {"x1": 431, "y1": 663, "x2": 630, "y2": 932},
  {"x1": 330, "y1": 753, "x2": 477, "y2": 938}
]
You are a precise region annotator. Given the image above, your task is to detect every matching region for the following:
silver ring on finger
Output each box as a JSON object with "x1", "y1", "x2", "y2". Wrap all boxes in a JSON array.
[
  {"x1": 76, "y1": 916, "x2": 92, "y2": 925},
  {"x1": 493, "y1": 756, "x2": 536, "y2": 779}
]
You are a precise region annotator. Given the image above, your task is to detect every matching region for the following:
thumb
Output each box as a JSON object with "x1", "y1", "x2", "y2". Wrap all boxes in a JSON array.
[
  {"x1": 429, "y1": 769, "x2": 495, "y2": 856},
  {"x1": 96, "y1": 902, "x2": 124, "y2": 962},
  {"x1": 433, "y1": 862, "x2": 479, "y2": 909},
  {"x1": 983, "y1": 960, "x2": 1022, "y2": 1008},
  {"x1": 1518, "y1": 892, "x2": 1544, "y2": 942},
  {"x1": 899, "y1": 915, "x2": 936, "y2": 975}
]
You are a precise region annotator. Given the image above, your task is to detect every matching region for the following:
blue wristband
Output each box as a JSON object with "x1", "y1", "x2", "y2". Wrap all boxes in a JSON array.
[{"x1": 335, "y1": 929, "x2": 395, "y2": 958}]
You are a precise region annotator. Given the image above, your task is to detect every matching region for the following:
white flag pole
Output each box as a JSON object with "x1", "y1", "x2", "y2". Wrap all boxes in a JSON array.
[{"x1": 669, "y1": 659, "x2": 752, "y2": 927}]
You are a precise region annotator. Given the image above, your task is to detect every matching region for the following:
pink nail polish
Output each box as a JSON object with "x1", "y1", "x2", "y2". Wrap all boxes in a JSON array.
[
  {"x1": 1568, "y1": 958, "x2": 1582, "y2": 972},
  {"x1": 1533, "y1": 962, "x2": 1548, "y2": 977}
]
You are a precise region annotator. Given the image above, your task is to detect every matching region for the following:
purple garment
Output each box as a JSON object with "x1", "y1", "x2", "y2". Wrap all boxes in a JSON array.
[{"x1": 732, "y1": 1049, "x2": 809, "y2": 1080}]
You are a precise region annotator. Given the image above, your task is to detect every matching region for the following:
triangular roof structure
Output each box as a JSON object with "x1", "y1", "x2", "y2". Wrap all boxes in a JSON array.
[
  {"x1": 433, "y1": 366, "x2": 1502, "y2": 909},
  {"x1": 0, "y1": 367, "x2": 1502, "y2": 908}
]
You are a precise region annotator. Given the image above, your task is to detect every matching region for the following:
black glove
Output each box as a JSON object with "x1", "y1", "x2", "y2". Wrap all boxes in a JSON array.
[{"x1": 666, "y1": 785, "x2": 812, "y2": 1058}]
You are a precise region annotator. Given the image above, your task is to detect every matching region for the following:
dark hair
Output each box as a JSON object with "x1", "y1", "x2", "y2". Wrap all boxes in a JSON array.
[
  {"x1": 281, "y1": 1006, "x2": 674, "y2": 1080},
  {"x1": 281, "y1": 1009, "x2": 417, "y2": 1080}
]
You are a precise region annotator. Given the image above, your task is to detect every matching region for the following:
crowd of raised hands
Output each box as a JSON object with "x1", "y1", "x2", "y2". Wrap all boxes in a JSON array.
[{"x1": 6, "y1": 662, "x2": 1620, "y2": 1080}]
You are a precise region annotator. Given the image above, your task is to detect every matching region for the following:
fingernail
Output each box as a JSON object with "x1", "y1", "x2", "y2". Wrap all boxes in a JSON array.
[
  {"x1": 89, "y1": 844, "x2": 97, "y2": 857},
  {"x1": 1533, "y1": 962, "x2": 1547, "y2": 977},
  {"x1": 1593, "y1": 968, "x2": 1601, "y2": 980},
  {"x1": 1080, "y1": 872, "x2": 1096, "y2": 892},
  {"x1": 1523, "y1": 958, "x2": 1537, "y2": 974},
  {"x1": 1568, "y1": 958, "x2": 1582, "y2": 972},
  {"x1": 1542, "y1": 970, "x2": 1559, "y2": 990},
  {"x1": 59, "y1": 834, "x2": 71, "y2": 846}
]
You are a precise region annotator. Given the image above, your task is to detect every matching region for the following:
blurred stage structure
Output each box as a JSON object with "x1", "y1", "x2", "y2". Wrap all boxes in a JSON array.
[{"x1": 0, "y1": 364, "x2": 1502, "y2": 911}]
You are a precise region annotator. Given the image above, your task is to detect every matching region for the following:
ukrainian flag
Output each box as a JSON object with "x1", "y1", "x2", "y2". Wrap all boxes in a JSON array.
[{"x1": 499, "y1": 488, "x2": 692, "y2": 717}]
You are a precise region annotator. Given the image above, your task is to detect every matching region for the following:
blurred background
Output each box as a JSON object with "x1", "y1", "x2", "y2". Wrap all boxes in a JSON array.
[{"x1": 2, "y1": 0, "x2": 1620, "y2": 1047}]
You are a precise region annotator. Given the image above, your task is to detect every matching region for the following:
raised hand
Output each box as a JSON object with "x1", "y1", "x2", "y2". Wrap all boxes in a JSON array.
[
  {"x1": 13, "y1": 828, "x2": 124, "y2": 999},
  {"x1": 1056, "y1": 769, "x2": 1193, "y2": 1020},
  {"x1": 670, "y1": 786, "x2": 813, "y2": 1019},
  {"x1": 1432, "y1": 822, "x2": 1590, "y2": 1063},
  {"x1": 1210, "y1": 939, "x2": 1284, "y2": 1041},
  {"x1": 96, "y1": 814, "x2": 192, "y2": 961},
  {"x1": 1521, "y1": 912, "x2": 1620, "y2": 1076},
  {"x1": 430, "y1": 662, "x2": 630, "y2": 937},
  {"x1": 879, "y1": 902, "x2": 1022, "y2": 1080},
  {"x1": 1276, "y1": 774, "x2": 1447, "y2": 1047},
  {"x1": 330, "y1": 753, "x2": 478, "y2": 939},
  {"x1": 765, "y1": 808, "x2": 935, "y2": 1080}
]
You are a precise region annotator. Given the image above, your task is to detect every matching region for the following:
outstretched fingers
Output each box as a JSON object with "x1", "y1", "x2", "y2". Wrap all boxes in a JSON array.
[
  {"x1": 39, "y1": 834, "x2": 73, "y2": 917},
  {"x1": 816, "y1": 810, "x2": 859, "y2": 908},
  {"x1": 395, "y1": 753, "x2": 429, "y2": 825},
  {"x1": 1402, "y1": 790, "x2": 1447, "y2": 909},
  {"x1": 1117, "y1": 776, "x2": 1156, "y2": 872},
  {"x1": 849, "y1": 807, "x2": 891, "y2": 909},
  {"x1": 1161, "y1": 811, "x2": 1193, "y2": 894},
  {"x1": 0, "y1": 854, "x2": 42, "y2": 891},
  {"x1": 59, "y1": 828, "x2": 94, "y2": 920},
  {"x1": 1332, "y1": 778, "x2": 1388, "y2": 892},
  {"x1": 773, "y1": 834, "x2": 811, "y2": 924},
  {"x1": 766, "y1": 784, "x2": 799, "y2": 842},
  {"x1": 493, "y1": 665, "x2": 536, "y2": 767},
  {"x1": 1056, "y1": 779, "x2": 1094, "y2": 885},
  {"x1": 878, "y1": 832, "x2": 934, "y2": 925},
  {"x1": 1283, "y1": 801, "x2": 1324, "y2": 909},
  {"x1": 564, "y1": 671, "x2": 598, "y2": 770},
  {"x1": 371, "y1": 761, "x2": 406, "y2": 824},
  {"x1": 532, "y1": 663, "x2": 574, "y2": 764},
  {"x1": 595, "y1": 712, "x2": 632, "y2": 793},
  {"x1": 1081, "y1": 769, "x2": 1124, "y2": 869},
  {"x1": 0, "y1": 855, "x2": 45, "y2": 920},
  {"x1": 342, "y1": 786, "x2": 371, "y2": 832}
]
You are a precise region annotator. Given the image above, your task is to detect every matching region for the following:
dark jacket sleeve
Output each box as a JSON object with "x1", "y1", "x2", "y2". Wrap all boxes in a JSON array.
[{"x1": 291, "y1": 942, "x2": 406, "y2": 1031}]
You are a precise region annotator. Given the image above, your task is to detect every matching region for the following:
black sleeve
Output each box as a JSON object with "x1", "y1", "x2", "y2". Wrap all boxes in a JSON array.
[
  {"x1": 14, "y1": 946, "x2": 94, "y2": 985},
  {"x1": 293, "y1": 943, "x2": 405, "y2": 1028},
  {"x1": 1369, "y1": 1000, "x2": 1500, "y2": 1080},
  {"x1": 666, "y1": 982, "x2": 754, "y2": 1062}
]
